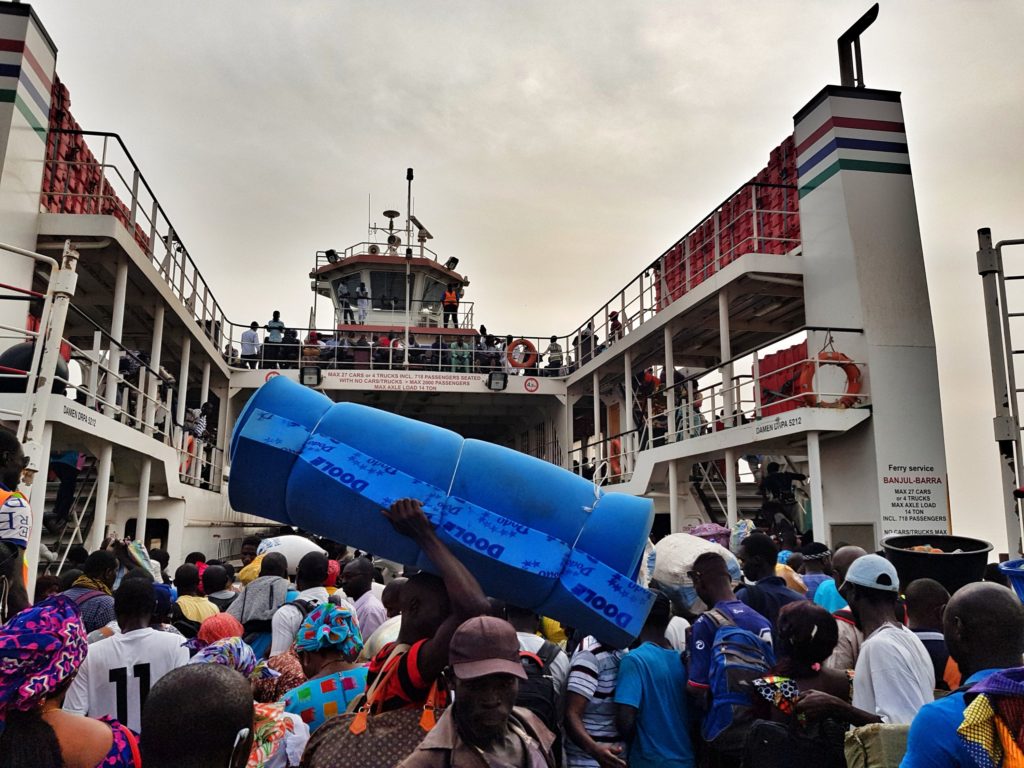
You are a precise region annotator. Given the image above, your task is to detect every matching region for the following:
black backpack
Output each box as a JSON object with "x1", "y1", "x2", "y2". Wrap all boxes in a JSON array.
[
  {"x1": 169, "y1": 603, "x2": 203, "y2": 640},
  {"x1": 515, "y1": 640, "x2": 561, "y2": 734}
]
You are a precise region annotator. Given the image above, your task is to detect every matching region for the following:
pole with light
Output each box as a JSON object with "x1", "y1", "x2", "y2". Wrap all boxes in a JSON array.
[{"x1": 404, "y1": 168, "x2": 414, "y2": 366}]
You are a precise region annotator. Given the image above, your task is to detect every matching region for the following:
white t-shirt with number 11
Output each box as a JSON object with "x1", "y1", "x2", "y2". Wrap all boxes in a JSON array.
[{"x1": 64, "y1": 627, "x2": 189, "y2": 733}]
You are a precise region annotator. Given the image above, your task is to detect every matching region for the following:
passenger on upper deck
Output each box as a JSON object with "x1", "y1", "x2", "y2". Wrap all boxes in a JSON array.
[
  {"x1": 543, "y1": 335, "x2": 563, "y2": 376},
  {"x1": 575, "y1": 322, "x2": 599, "y2": 365},
  {"x1": 451, "y1": 336, "x2": 471, "y2": 372},
  {"x1": 608, "y1": 311, "x2": 623, "y2": 343},
  {"x1": 442, "y1": 282, "x2": 462, "y2": 328},
  {"x1": 240, "y1": 321, "x2": 261, "y2": 368},
  {"x1": 264, "y1": 311, "x2": 285, "y2": 367},
  {"x1": 265, "y1": 311, "x2": 285, "y2": 343},
  {"x1": 356, "y1": 282, "x2": 370, "y2": 324},
  {"x1": 338, "y1": 284, "x2": 356, "y2": 325}
]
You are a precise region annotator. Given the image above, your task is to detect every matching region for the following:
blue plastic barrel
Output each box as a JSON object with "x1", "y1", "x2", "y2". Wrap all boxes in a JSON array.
[
  {"x1": 229, "y1": 376, "x2": 655, "y2": 646},
  {"x1": 999, "y1": 559, "x2": 1024, "y2": 602}
]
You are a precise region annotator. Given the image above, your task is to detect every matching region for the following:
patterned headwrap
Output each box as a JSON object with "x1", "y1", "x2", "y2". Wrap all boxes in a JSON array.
[
  {"x1": 293, "y1": 602, "x2": 363, "y2": 660},
  {"x1": 801, "y1": 542, "x2": 831, "y2": 562},
  {"x1": 197, "y1": 613, "x2": 244, "y2": 646},
  {"x1": 188, "y1": 637, "x2": 279, "y2": 682},
  {"x1": 958, "y1": 667, "x2": 1024, "y2": 768},
  {"x1": 248, "y1": 702, "x2": 295, "y2": 768},
  {"x1": 0, "y1": 595, "x2": 88, "y2": 720}
]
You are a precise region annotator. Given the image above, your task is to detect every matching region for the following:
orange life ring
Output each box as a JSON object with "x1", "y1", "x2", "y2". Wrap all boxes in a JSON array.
[
  {"x1": 506, "y1": 339, "x2": 538, "y2": 369},
  {"x1": 796, "y1": 351, "x2": 863, "y2": 408},
  {"x1": 609, "y1": 438, "x2": 622, "y2": 478}
]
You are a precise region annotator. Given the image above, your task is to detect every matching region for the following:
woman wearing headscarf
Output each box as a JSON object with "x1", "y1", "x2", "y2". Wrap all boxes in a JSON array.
[
  {"x1": 280, "y1": 602, "x2": 367, "y2": 732},
  {"x1": 190, "y1": 636, "x2": 309, "y2": 768},
  {"x1": 0, "y1": 595, "x2": 139, "y2": 767},
  {"x1": 746, "y1": 601, "x2": 869, "y2": 768}
]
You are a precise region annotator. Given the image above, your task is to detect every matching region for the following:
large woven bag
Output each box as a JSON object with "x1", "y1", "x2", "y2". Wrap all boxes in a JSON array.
[{"x1": 300, "y1": 645, "x2": 446, "y2": 768}]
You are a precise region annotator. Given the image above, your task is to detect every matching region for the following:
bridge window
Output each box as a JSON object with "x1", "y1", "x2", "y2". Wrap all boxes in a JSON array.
[{"x1": 370, "y1": 271, "x2": 407, "y2": 311}]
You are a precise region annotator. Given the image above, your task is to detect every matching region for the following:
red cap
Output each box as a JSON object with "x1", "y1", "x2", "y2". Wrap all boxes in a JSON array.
[{"x1": 448, "y1": 616, "x2": 527, "y2": 681}]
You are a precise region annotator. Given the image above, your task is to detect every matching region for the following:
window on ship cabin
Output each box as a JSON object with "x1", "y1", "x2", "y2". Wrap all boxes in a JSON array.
[
  {"x1": 370, "y1": 271, "x2": 407, "y2": 311},
  {"x1": 421, "y1": 278, "x2": 446, "y2": 315},
  {"x1": 333, "y1": 275, "x2": 362, "y2": 305}
]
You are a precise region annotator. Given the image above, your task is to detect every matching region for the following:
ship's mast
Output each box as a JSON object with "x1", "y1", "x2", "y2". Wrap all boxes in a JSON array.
[{"x1": 405, "y1": 168, "x2": 414, "y2": 365}]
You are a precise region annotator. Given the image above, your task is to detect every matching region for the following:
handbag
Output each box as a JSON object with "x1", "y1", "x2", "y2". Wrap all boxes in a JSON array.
[
  {"x1": 300, "y1": 644, "x2": 447, "y2": 768},
  {"x1": 742, "y1": 717, "x2": 848, "y2": 768}
]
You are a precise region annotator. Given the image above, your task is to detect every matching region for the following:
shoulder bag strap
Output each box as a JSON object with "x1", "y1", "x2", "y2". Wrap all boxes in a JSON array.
[
  {"x1": 115, "y1": 720, "x2": 142, "y2": 767},
  {"x1": 347, "y1": 642, "x2": 412, "y2": 726}
]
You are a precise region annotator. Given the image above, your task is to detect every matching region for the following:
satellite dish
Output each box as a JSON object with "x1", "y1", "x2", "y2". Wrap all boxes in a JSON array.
[
  {"x1": 383, "y1": 210, "x2": 401, "y2": 220},
  {"x1": 368, "y1": 244, "x2": 381, "y2": 255}
]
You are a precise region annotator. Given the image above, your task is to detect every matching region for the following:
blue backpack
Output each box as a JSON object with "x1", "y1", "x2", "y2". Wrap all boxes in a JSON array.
[{"x1": 701, "y1": 608, "x2": 775, "y2": 758}]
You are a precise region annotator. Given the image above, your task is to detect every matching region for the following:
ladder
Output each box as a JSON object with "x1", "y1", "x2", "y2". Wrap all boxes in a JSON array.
[
  {"x1": 47, "y1": 463, "x2": 100, "y2": 574},
  {"x1": 977, "y1": 228, "x2": 1024, "y2": 555}
]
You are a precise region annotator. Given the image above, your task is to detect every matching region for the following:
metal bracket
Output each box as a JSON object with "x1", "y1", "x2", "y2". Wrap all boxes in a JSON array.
[
  {"x1": 977, "y1": 246, "x2": 1001, "y2": 276},
  {"x1": 994, "y1": 415, "x2": 1018, "y2": 443}
]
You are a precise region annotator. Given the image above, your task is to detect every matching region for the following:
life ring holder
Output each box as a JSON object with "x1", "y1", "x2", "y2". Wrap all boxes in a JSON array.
[
  {"x1": 507, "y1": 339, "x2": 538, "y2": 369},
  {"x1": 796, "y1": 350, "x2": 863, "y2": 408}
]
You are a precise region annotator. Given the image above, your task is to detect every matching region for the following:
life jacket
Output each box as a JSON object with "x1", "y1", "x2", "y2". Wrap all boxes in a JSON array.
[{"x1": 443, "y1": 289, "x2": 458, "y2": 305}]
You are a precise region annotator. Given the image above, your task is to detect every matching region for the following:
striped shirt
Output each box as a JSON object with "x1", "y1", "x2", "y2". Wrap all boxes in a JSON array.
[{"x1": 566, "y1": 643, "x2": 627, "y2": 768}]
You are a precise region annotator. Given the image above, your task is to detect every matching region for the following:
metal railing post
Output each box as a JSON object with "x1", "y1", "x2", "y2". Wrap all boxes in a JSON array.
[{"x1": 129, "y1": 168, "x2": 140, "y2": 228}]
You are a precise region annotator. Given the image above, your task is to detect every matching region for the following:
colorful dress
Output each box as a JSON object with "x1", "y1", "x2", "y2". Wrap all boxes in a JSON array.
[{"x1": 281, "y1": 667, "x2": 368, "y2": 732}]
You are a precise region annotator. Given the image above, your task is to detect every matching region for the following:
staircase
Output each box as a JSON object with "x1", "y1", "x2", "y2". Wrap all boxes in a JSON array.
[
  {"x1": 690, "y1": 461, "x2": 764, "y2": 525},
  {"x1": 39, "y1": 459, "x2": 100, "y2": 574}
]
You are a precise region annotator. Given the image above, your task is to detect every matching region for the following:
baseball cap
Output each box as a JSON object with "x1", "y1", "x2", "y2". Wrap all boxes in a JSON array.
[
  {"x1": 449, "y1": 616, "x2": 528, "y2": 681},
  {"x1": 842, "y1": 554, "x2": 899, "y2": 593}
]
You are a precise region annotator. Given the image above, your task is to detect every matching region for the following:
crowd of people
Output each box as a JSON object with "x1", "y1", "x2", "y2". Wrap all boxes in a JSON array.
[
  {"x1": 224, "y1": 309, "x2": 633, "y2": 378},
  {"x1": 4, "y1": 432, "x2": 1024, "y2": 768},
  {"x1": 3, "y1": 501, "x2": 1022, "y2": 767}
]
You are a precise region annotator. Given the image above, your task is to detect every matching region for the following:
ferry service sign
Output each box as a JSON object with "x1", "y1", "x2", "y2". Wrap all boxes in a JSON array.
[{"x1": 878, "y1": 462, "x2": 948, "y2": 536}]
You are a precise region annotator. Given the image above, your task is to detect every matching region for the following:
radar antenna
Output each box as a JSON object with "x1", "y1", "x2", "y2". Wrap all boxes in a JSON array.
[{"x1": 838, "y1": 4, "x2": 879, "y2": 88}]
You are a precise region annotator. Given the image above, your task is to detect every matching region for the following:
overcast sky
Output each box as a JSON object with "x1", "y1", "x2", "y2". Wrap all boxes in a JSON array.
[{"x1": 31, "y1": 1, "x2": 1024, "y2": 552}]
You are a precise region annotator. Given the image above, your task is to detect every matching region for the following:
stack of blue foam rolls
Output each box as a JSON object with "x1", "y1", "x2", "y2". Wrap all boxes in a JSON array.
[{"x1": 229, "y1": 376, "x2": 655, "y2": 646}]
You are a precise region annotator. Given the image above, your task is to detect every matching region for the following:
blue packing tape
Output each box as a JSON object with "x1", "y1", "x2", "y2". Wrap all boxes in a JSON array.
[
  {"x1": 240, "y1": 409, "x2": 313, "y2": 455},
  {"x1": 298, "y1": 433, "x2": 571, "y2": 578},
  {"x1": 560, "y1": 551, "x2": 654, "y2": 635}
]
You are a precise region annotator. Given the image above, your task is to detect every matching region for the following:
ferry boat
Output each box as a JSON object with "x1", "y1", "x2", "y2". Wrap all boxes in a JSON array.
[{"x1": 0, "y1": 3, "x2": 998, "y2": 601}]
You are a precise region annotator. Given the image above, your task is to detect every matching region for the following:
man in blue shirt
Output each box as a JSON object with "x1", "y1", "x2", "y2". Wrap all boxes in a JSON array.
[
  {"x1": 686, "y1": 552, "x2": 773, "y2": 695},
  {"x1": 736, "y1": 532, "x2": 805, "y2": 628},
  {"x1": 615, "y1": 590, "x2": 695, "y2": 768},
  {"x1": 901, "y1": 582, "x2": 1024, "y2": 768}
]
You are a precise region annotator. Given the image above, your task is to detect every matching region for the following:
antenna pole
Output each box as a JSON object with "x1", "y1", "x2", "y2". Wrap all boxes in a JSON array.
[
  {"x1": 405, "y1": 168, "x2": 414, "y2": 369},
  {"x1": 404, "y1": 246, "x2": 412, "y2": 368},
  {"x1": 406, "y1": 168, "x2": 414, "y2": 247}
]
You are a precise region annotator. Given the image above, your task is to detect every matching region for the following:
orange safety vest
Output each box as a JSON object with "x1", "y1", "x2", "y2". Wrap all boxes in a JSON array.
[{"x1": 443, "y1": 289, "x2": 458, "y2": 305}]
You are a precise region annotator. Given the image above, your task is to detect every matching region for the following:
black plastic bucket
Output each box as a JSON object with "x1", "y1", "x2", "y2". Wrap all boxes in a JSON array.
[{"x1": 880, "y1": 534, "x2": 992, "y2": 595}]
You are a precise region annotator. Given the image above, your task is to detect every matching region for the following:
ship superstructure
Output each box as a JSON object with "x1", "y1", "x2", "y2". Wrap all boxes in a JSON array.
[{"x1": 0, "y1": 4, "x2": 959, "y2": 600}]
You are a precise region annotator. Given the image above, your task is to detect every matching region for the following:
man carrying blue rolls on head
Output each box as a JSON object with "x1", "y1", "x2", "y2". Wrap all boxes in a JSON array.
[{"x1": 363, "y1": 498, "x2": 491, "y2": 712}]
